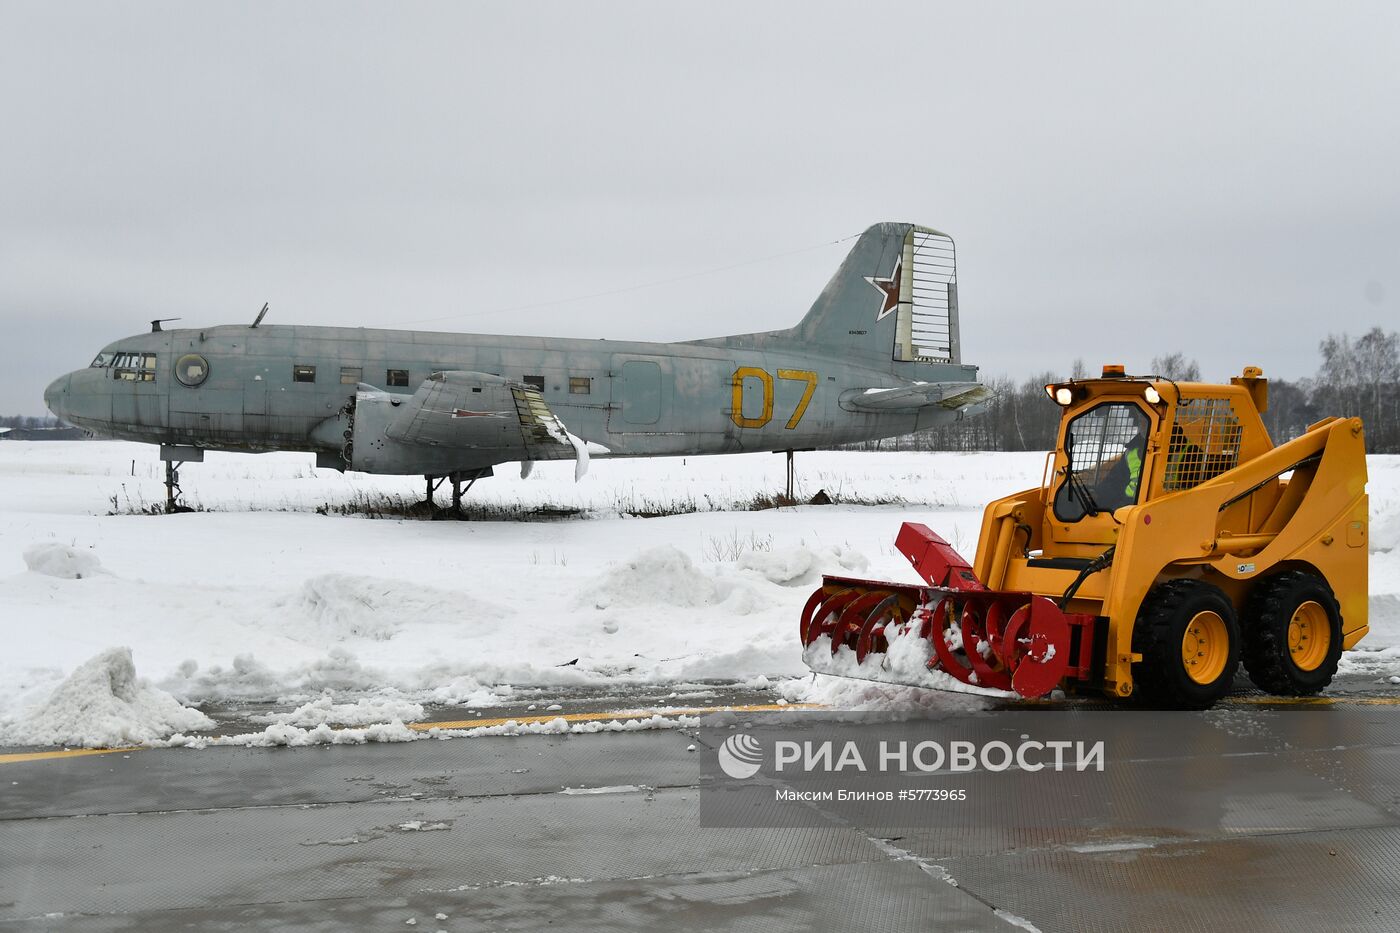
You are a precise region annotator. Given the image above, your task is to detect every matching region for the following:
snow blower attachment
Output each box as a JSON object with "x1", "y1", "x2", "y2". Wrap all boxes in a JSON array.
[{"x1": 801, "y1": 365, "x2": 1371, "y2": 708}]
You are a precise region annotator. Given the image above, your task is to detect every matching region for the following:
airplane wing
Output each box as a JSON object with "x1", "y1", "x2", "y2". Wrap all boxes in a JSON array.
[
  {"x1": 362, "y1": 371, "x2": 595, "y2": 479},
  {"x1": 845, "y1": 381, "x2": 995, "y2": 413}
]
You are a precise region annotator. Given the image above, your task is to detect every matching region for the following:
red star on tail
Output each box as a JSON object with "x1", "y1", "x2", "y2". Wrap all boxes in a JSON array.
[{"x1": 865, "y1": 259, "x2": 902, "y2": 321}]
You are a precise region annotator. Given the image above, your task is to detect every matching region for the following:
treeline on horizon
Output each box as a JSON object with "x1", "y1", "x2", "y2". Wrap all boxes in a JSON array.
[
  {"x1": 0, "y1": 415, "x2": 62, "y2": 429},
  {"x1": 853, "y1": 326, "x2": 1400, "y2": 455}
]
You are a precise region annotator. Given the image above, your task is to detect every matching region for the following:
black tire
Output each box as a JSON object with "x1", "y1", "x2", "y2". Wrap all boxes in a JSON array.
[
  {"x1": 1241, "y1": 570, "x2": 1343, "y2": 696},
  {"x1": 1131, "y1": 579, "x2": 1240, "y2": 709}
]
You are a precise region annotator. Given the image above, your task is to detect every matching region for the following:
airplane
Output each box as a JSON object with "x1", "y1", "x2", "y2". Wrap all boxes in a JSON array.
[{"x1": 44, "y1": 222, "x2": 992, "y2": 511}]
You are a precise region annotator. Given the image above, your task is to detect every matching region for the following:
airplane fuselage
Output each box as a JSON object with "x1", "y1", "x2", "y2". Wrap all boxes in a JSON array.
[
  {"x1": 47, "y1": 323, "x2": 974, "y2": 471},
  {"x1": 43, "y1": 223, "x2": 988, "y2": 481}
]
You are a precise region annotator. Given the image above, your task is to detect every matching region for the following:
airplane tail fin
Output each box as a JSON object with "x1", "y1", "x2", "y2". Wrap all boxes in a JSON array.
[{"x1": 791, "y1": 222, "x2": 961, "y2": 367}]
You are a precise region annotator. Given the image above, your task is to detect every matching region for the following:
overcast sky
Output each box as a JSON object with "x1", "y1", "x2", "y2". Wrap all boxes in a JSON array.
[{"x1": 2, "y1": 2, "x2": 1397, "y2": 414}]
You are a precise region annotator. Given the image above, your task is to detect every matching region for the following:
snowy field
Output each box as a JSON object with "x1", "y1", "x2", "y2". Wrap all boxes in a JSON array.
[{"x1": 1, "y1": 440, "x2": 1398, "y2": 748}]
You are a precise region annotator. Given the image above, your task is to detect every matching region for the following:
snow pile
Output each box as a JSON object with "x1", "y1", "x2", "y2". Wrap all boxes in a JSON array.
[
  {"x1": 1373, "y1": 594, "x2": 1400, "y2": 639},
  {"x1": 1372, "y1": 505, "x2": 1399, "y2": 552},
  {"x1": 22, "y1": 542, "x2": 106, "y2": 579},
  {"x1": 254, "y1": 695, "x2": 425, "y2": 728},
  {"x1": 737, "y1": 544, "x2": 869, "y2": 586},
  {"x1": 161, "y1": 649, "x2": 398, "y2": 703},
  {"x1": 162, "y1": 654, "x2": 288, "y2": 701},
  {"x1": 776, "y1": 674, "x2": 998, "y2": 713},
  {"x1": 799, "y1": 625, "x2": 1009, "y2": 699},
  {"x1": 426, "y1": 675, "x2": 513, "y2": 707},
  {"x1": 1343, "y1": 595, "x2": 1400, "y2": 679},
  {"x1": 159, "y1": 712, "x2": 701, "y2": 748},
  {"x1": 274, "y1": 574, "x2": 510, "y2": 643},
  {"x1": 0, "y1": 648, "x2": 214, "y2": 748},
  {"x1": 575, "y1": 545, "x2": 763, "y2": 612},
  {"x1": 422, "y1": 713, "x2": 701, "y2": 738},
  {"x1": 164, "y1": 719, "x2": 417, "y2": 749}
]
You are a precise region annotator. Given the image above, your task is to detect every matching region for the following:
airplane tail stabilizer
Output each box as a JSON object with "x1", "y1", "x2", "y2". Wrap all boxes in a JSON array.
[{"x1": 791, "y1": 222, "x2": 961, "y2": 368}]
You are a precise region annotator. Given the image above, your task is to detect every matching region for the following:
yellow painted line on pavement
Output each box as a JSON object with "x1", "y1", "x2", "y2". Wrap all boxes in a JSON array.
[
  {"x1": 0, "y1": 746, "x2": 140, "y2": 765},
  {"x1": 1222, "y1": 695, "x2": 1400, "y2": 707},
  {"x1": 0, "y1": 705, "x2": 820, "y2": 764},
  {"x1": 409, "y1": 703, "x2": 824, "y2": 732},
  {"x1": 9, "y1": 697, "x2": 1396, "y2": 764}
]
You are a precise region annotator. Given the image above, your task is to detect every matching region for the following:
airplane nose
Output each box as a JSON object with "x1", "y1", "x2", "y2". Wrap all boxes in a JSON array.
[{"x1": 44, "y1": 374, "x2": 72, "y2": 421}]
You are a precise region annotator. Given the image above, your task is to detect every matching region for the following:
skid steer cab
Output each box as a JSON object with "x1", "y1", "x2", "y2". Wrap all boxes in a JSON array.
[{"x1": 800, "y1": 365, "x2": 1369, "y2": 709}]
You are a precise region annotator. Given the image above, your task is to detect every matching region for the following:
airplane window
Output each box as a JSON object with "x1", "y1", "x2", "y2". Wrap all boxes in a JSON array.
[
  {"x1": 174, "y1": 354, "x2": 209, "y2": 387},
  {"x1": 524, "y1": 375, "x2": 545, "y2": 391},
  {"x1": 340, "y1": 367, "x2": 362, "y2": 385},
  {"x1": 386, "y1": 369, "x2": 409, "y2": 387},
  {"x1": 90, "y1": 353, "x2": 112, "y2": 368},
  {"x1": 569, "y1": 376, "x2": 591, "y2": 395},
  {"x1": 293, "y1": 365, "x2": 317, "y2": 383},
  {"x1": 112, "y1": 352, "x2": 157, "y2": 382}
]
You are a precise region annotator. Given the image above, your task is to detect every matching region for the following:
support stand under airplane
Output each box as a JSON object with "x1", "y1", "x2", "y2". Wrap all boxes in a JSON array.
[{"x1": 44, "y1": 222, "x2": 992, "y2": 513}]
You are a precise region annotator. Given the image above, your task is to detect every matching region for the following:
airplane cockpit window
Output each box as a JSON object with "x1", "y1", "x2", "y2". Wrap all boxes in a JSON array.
[
  {"x1": 175, "y1": 354, "x2": 210, "y2": 387},
  {"x1": 111, "y1": 352, "x2": 158, "y2": 382},
  {"x1": 90, "y1": 352, "x2": 113, "y2": 368}
]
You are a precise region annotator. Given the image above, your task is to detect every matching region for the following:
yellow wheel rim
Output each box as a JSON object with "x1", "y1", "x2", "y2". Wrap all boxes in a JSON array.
[
  {"x1": 1288, "y1": 600, "x2": 1331, "y2": 672},
  {"x1": 1181, "y1": 610, "x2": 1229, "y2": 685}
]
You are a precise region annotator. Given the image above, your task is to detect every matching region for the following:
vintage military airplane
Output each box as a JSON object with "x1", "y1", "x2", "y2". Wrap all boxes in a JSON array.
[{"x1": 44, "y1": 222, "x2": 990, "y2": 510}]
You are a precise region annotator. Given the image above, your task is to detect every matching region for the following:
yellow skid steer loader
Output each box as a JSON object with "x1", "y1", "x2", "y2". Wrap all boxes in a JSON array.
[{"x1": 801, "y1": 365, "x2": 1368, "y2": 709}]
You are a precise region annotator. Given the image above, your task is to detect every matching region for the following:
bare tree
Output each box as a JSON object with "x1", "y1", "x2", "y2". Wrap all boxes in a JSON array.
[
  {"x1": 1149, "y1": 352, "x2": 1201, "y2": 381},
  {"x1": 1313, "y1": 328, "x2": 1399, "y2": 451}
]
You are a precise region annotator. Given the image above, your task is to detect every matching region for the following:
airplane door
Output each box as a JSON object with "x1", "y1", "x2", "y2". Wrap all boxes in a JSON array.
[
  {"x1": 608, "y1": 357, "x2": 663, "y2": 433},
  {"x1": 110, "y1": 353, "x2": 164, "y2": 428}
]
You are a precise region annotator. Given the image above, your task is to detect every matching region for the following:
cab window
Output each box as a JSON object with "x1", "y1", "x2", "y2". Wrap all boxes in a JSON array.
[
  {"x1": 1052, "y1": 402, "x2": 1151, "y2": 521},
  {"x1": 1164, "y1": 398, "x2": 1243, "y2": 491}
]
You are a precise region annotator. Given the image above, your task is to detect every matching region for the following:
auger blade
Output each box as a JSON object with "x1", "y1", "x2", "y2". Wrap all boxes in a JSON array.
[{"x1": 800, "y1": 575, "x2": 1078, "y2": 700}]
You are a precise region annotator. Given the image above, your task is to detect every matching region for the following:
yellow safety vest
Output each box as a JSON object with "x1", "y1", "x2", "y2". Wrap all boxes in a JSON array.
[{"x1": 1125, "y1": 447, "x2": 1143, "y2": 497}]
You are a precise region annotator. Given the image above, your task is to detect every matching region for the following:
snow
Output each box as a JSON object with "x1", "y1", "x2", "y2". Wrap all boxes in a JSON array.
[
  {"x1": 253, "y1": 695, "x2": 426, "y2": 728},
  {"x1": 22, "y1": 541, "x2": 106, "y2": 579},
  {"x1": 163, "y1": 720, "x2": 419, "y2": 749},
  {"x1": 0, "y1": 441, "x2": 1397, "y2": 748},
  {"x1": 738, "y1": 544, "x2": 868, "y2": 586},
  {"x1": 575, "y1": 545, "x2": 759, "y2": 611},
  {"x1": 0, "y1": 647, "x2": 213, "y2": 748}
]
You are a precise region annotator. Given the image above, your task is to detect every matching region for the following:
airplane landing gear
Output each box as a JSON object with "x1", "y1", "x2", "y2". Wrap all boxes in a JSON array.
[
  {"x1": 420, "y1": 475, "x2": 446, "y2": 512},
  {"x1": 421, "y1": 468, "x2": 492, "y2": 519},
  {"x1": 159, "y1": 445, "x2": 203, "y2": 514}
]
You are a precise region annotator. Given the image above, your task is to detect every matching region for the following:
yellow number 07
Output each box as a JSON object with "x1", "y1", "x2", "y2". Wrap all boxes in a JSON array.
[{"x1": 730, "y1": 368, "x2": 817, "y2": 430}]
